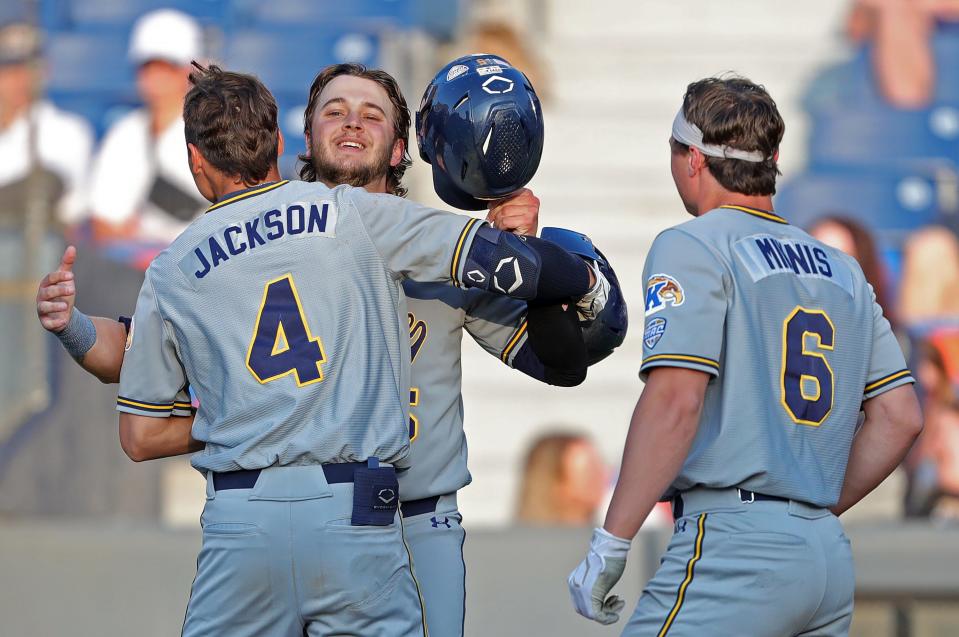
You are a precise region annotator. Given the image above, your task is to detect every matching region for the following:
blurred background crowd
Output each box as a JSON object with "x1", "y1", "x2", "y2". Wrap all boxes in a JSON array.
[{"x1": 2, "y1": 0, "x2": 959, "y2": 634}]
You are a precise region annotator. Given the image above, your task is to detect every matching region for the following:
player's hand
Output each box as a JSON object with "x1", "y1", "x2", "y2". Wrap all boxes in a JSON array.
[
  {"x1": 568, "y1": 527, "x2": 630, "y2": 625},
  {"x1": 576, "y1": 262, "x2": 610, "y2": 322},
  {"x1": 36, "y1": 245, "x2": 77, "y2": 334},
  {"x1": 487, "y1": 188, "x2": 539, "y2": 236}
]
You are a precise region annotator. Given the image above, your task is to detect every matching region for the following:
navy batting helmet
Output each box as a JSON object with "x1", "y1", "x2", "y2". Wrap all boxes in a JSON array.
[{"x1": 416, "y1": 54, "x2": 544, "y2": 210}]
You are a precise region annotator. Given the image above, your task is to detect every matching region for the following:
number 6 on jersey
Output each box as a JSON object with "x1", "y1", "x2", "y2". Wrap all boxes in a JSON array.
[
  {"x1": 247, "y1": 274, "x2": 327, "y2": 386},
  {"x1": 781, "y1": 306, "x2": 835, "y2": 426}
]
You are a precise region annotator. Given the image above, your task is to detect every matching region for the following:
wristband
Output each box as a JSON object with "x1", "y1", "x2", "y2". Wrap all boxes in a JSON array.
[{"x1": 57, "y1": 308, "x2": 97, "y2": 360}]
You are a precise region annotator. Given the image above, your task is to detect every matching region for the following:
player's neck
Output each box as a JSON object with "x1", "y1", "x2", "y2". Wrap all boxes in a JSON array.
[
  {"x1": 207, "y1": 165, "x2": 282, "y2": 202},
  {"x1": 696, "y1": 192, "x2": 775, "y2": 216},
  {"x1": 317, "y1": 174, "x2": 390, "y2": 195}
]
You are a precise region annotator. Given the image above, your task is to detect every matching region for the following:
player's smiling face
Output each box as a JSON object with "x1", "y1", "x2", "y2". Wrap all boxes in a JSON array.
[{"x1": 306, "y1": 75, "x2": 404, "y2": 194}]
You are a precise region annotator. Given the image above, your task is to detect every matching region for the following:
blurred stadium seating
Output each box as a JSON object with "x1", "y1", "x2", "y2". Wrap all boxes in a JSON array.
[
  {"x1": 777, "y1": 167, "x2": 945, "y2": 239},
  {"x1": 776, "y1": 166, "x2": 954, "y2": 281},
  {"x1": 807, "y1": 105, "x2": 959, "y2": 171},
  {"x1": 781, "y1": 23, "x2": 959, "y2": 283},
  {"x1": 44, "y1": 30, "x2": 137, "y2": 138}
]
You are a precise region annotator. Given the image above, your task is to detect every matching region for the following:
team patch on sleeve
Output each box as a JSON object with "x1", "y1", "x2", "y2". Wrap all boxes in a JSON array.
[
  {"x1": 124, "y1": 316, "x2": 135, "y2": 351},
  {"x1": 645, "y1": 274, "x2": 685, "y2": 317},
  {"x1": 644, "y1": 317, "x2": 667, "y2": 349}
]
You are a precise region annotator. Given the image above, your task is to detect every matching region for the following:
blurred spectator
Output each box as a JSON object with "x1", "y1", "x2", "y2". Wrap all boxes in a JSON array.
[
  {"x1": 88, "y1": 9, "x2": 206, "y2": 244},
  {"x1": 0, "y1": 22, "x2": 92, "y2": 229},
  {"x1": 898, "y1": 225, "x2": 959, "y2": 323},
  {"x1": 904, "y1": 340, "x2": 959, "y2": 516},
  {"x1": 516, "y1": 432, "x2": 608, "y2": 526},
  {"x1": 809, "y1": 215, "x2": 897, "y2": 327},
  {"x1": 847, "y1": 0, "x2": 959, "y2": 108}
]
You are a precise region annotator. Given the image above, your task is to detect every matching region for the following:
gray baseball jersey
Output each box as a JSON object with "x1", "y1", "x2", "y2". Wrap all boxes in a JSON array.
[
  {"x1": 116, "y1": 179, "x2": 484, "y2": 474},
  {"x1": 640, "y1": 204, "x2": 914, "y2": 507},
  {"x1": 400, "y1": 281, "x2": 528, "y2": 501}
]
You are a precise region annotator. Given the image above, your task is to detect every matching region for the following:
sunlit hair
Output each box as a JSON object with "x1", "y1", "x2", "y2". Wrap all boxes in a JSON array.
[
  {"x1": 673, "y1": 76, "x2": 785, "y2": 196},
  {"x1": 299, "y1": 63, "x2": 411, "y2": 197},
  {"x1": 183, "y1": 63, "x2": 279, "y2": 185}
]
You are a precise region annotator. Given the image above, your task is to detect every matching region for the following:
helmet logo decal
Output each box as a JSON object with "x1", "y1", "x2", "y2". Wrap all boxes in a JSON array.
[
  {"x1": 477, "y1": 65, "x2": 503, "y2": 76},
  {"x1": 482, "y1": 76, "x2": 514, "y2": 95},
  {"x1": 446, "y1": 64, "x2": 468, "y2": 82}
]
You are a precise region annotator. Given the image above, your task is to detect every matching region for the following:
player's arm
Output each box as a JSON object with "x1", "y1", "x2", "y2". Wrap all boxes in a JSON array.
[
  {"x1": 465, "y1": 294, "x2": 589, "y2": 387},
  {"x1": 831, "y1": 385, "x2": 922, "y2": 516},
  {"x1": 37, "y1": 246, "x2": 129, "y2": 383},
  {"x1": 119, "y1": 412, "x2": 202, "y2": 461},
  {"x1": 116, "y1": 267, "x2": 203, "y2": 461},
  {"x1": 349, "y1": 187, "x2": 598, "y2": 304},
  {"x1": 832, "y1": 278, "x2": 922, "y2": 515},
  {"x1": 468, "y1": 196, "x2": 594, "y2": 386},
  {"x1": 568, "y1": 367, "x2": 709, "y2": 624},
  {"x1": 604, "y1": 368, "x2": 709, "y2": 536},
  {"x1": 569, "y1": 228, "x2": 724, "y2": 625}
]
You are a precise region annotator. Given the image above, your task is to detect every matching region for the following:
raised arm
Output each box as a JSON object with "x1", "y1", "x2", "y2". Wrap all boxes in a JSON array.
[{"x1": 37, "y1": 246, "x2": 129, "y2": 383}]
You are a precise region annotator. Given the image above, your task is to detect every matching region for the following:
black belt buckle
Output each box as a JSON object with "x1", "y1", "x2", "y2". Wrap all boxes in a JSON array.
[{"x1": 351, "y1": 457, "x2": 398, "y2": 526}]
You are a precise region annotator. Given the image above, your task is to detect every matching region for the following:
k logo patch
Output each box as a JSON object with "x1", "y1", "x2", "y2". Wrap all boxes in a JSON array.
[
  {"x1": 644, "y1": 317, "x2": 667, "y2": 349},
  {"x1": 645, "y1": 274, "x2": 685, "y2": 316}
]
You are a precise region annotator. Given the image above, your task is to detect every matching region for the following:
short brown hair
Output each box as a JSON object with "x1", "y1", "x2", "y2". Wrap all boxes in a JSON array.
[
  {"x1": 183, "y1": 63, "x2": 279, "y2": 185},
  {"x1": 679, "y1": 76, "x2": 784, "y2": 196},
  {"x1": 299, "y1": 63, "x2": 411, "y2": 197}
]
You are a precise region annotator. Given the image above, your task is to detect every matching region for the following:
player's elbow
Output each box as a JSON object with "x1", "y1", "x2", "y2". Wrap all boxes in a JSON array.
[
  {"x1": 898, "y1": 389, "x2": 924, "y2": 441},
  {"x1": 95, "y1": 370, "x2": 120, "y2": 385},
  {"x1": 544, "y1": 365, "x2": 587, "y2": 387},
  {"x1": 119, "y1": 420, "x2": 151, "y2": 462},
  {"x1": 866, "y1": 384, "x2": 924, "y2": 444}
]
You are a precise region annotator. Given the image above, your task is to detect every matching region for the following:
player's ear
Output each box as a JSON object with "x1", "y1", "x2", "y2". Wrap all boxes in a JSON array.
[
  {"x1": 390, "y1": 137, "x2": 405, "y2": 168},
  {"x1": 277, "y1": 129, "x2": 285, "y2": 157},
  {"x1": 773, "y1": 148, "x2": 780, "y2": 163},
  {"x1": 303, "y1": 131, "x2": 312, "y2": 158},
  {"x1": 688, "y1": 146, "x2": 705, "y2": 176},
  {"x1": 187, "y1": 143, "x2": 203, "y2": 176}
]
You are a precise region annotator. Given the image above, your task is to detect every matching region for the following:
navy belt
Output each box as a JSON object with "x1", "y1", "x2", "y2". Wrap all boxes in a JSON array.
[
  {"x1": 671, "y1": 488, "x2": 789, "y2": 518},
  {"x1": 400, "y1": 495, "x2": 440, "y2": 518},
  {"x1": 736, "y1": 489, "x2": 788, "y2": 504},
  {"x1": 212, "y1": 462, "x2": 368, "y2": 491}
]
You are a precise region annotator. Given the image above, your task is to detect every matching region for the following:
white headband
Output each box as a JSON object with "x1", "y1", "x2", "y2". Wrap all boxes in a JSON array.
[{"x1": 671, "y1": 108, "x2": 767, "y2": 163}]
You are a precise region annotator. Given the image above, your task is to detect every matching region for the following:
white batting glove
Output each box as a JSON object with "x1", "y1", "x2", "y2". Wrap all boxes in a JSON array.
[
  {"x1": 576, "y1": 261, "x2": 610, "y2": 322},
  {"x1": 568, "y1": 527, "x2": 630, "y2": 625}
]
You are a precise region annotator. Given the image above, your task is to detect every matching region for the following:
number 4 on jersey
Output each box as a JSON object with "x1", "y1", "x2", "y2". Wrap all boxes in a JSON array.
[{"x1": 247, "y1": 274, "x2": 327, "y2": 387}]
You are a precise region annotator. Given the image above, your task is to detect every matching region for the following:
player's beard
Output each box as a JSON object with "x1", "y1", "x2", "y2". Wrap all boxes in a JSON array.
[{"x1": 310, "y1": 138, "x2": 393, "y2": 190}]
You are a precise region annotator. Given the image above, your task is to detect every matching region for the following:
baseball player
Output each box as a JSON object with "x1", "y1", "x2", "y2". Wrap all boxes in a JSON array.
[
  {"x1": 43, "y1": 63, "x2": 606, "y2": 637},
  {"x1": 567, "y1": 76, "x2": 923, "y2": 637},
  {"x1": 38, "y1": 58, "x2": 625, "y2": 637}
]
